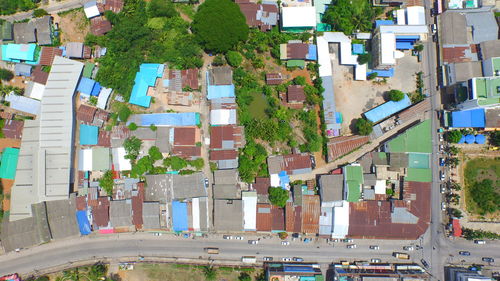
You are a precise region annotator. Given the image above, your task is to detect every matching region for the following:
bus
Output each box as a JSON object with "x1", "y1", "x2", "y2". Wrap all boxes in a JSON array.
[
  {"x1": 241, "y1": 256, "x2": 257, "y2": 263},
  {"x1": 393, "y1": 252, "x2": 410, "y2": 260},
  {"x1": 204, "y1": 248, "x2": 220, "y2": 254}
]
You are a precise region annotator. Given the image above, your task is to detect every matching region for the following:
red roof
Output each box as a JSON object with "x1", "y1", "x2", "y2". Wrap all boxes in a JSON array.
[
  {"x1": 442, "y1": 46, "x2": 471, "y2": 63},
  {"x1": 253, "y1": 177, "x2": 270, "y2": 196},
  {"x1": 452, "y1": 219, "x2": 462, "y2": 237},
  {"x1": 2, "y1": 119, "x2": 23, "y2": 139},
  {"x1": 266, "y1": 73, "x2": 283, "y2": 85},
  {"x1": 39, "y1": 47, "x2": 63, "y2": 66},
  {"x1": 301, "y1": 195, "x2": 320, "y2": 233},
  {"x1": 98, "y1": 130, "x2": 111, "y2": 147},
  {"x1": 181, "y1": 68, "x2": 199, "y2": 90},
  {"x1": 90, "y1": 16, "x2": 112, "y2": 36},
  {"x1": 31, "y1": 66, "x2": 49, "y2": 85},
  {"x1": 111, "y1": 125, "x2": 131, "y2": 140},
  {"x1": 271, "y1": 205, "x2": 285, "y2": 231},
  {"x1": 103, "y1": 0, "x2": 124, "y2": 13},
  {"x1": 327, "y1": 135, "x2": 369, "y2": 162},
  {"x1": 94, "y1": 108, "x2": 110, "y2": 123},
  {"x1": 174, "y1": 127, "x2": 196, "y2": 146},
  {"x1": 172, "y1": 146, "x2": 201, "y2": 159},
  {"x1": 132, "y1": 184, "x2": 144, "y2": 229},
  {"x1": 287, "y1": 85, "x2": 306, "y2": 103},
  {"x1": 93, "y1": 197, "x2": 110, "y2": 228},
  {"x1": 210, "y1": 125, "x2": 244, "y2": 149},
  {"x1": 285, "y1": 202, "x2": 302, "y2": 233},
  {"x1": 287, "y1": 43, "x2": 308, "y2": 59},
  {"x1": 280, "y1": 153, "x2": 312, "y2": 173},
  {"x1": 77, "y1": 104, "x2": 97, "y2": 124},
  {"x1": 256, "y1": 203, "x2": 272, "y2": 231},
  {"x1": 76, "y1": 196, "x2": 87, "y2": 211},
  {"x1": 83, "y1": 46, "x2": 92, "y2": 59},
  {"x1": 209, "y1": 149, "x2": 238, "y2": 160}
]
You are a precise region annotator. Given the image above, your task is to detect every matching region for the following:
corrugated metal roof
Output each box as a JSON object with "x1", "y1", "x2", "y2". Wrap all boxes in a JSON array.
[
  {"x1": 271, "y1": 205, "x2": 285, "y2": 231},
  {"x1": 287, "y1": 85, "x2": 306, "y2": 103},
  {"x1": 301, "y1": 195, "x2": 320, "y2": 233},
  {"x1": 256, "y1": 203, "x2": 272, "y2": 231},
  {"x1": 327, "y1": 135, "x2": 369, "y2": 162},
  {"x1": 174, "y1": 127, "x2": 197, "y2": 146},
  {"x1": 210, "y1": 149, "x2": 238, "y2": 160}
]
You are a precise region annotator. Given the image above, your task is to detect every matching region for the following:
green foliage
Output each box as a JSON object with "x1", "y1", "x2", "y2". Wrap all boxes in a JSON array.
[
  {"x1": 192, "y1": 0, "x2": 249, "y2": 53},
  {"x1": 278, "y1": 232, "x2": 288, "y2": 239},
  {"x1": 490, "y1": 131, "x2": 500, "y2": 146},
  {"x1": 212, "y1": 55, "x2": 226, "y2": 66},
  {"x1": 355, "y1": 118, "x2": 373, "y2": 136},
  {"x1": 147, "y1": 0, "x2": 178, "y2": 18},
  {"x1": 238, "y1": 273, "x2": 252, "y2": 281},
  {"x1": 414, "y1": 44, "x2": 424, "y2": 52},
  {"x1": 238, "y1": 140, "x2": 268, "y2": 183},
  {"x1": 210, "y1": 161, "x2": 218, "y2": 172},
  {"x1": 202, "y1": 266, "x2": 217, "y2": 281},
  {"x1": 148, "y1": 146, "x2": 163, "y2": 161},
  {"x1": 304, "y1": 85, "x2": 321, "y2": 105},
  {"x1": 189, "y1": 158, "x2": 204, "y2": 170},
  {"x1": 128, "y1": 122, "x2": 138, "y2": 131},
  {"x1": 149, "y1": 124, "x2": 157, "y2": 132},
  {"x1": 450, "y1": 208, "x2": 463, "y2": 218},
  {"x1": 469, "y1": 179, "x2": 499, "y2": 215},
  {"x1": 322, "y1": 0, "x2": 382, "y2": 34},
  {"x1": 388, "y1": 89, "x2": 405, "y2": 101},
  {"x1": 462, "y1": 228, "x2": 500, "y2": 240},
  {"x1": 0, "y1": 68, "x2": 14, "y2": 81},
  {"x1": 123, "y1": 136, "x2": 143, "y2": 161},
  {"x1": 268, "y1": 187, "x2": 289, "y2": 208},
  {"x1": 357, "y1": 53, "x2": 371, "y2": 65},
  {"x1": 446, "y1": 130, "x2": 463, "y2": 143},
  {"x1": 131, "y1": 156, "x2": 154, "y2": 178},
  {"x1": 118, "y1": 105, "x2": 132, "y2": 122},
  {"x1": 367, "y1": 72, "x2": 378, "y2": 80},
  {"x1": 163, "y1": 156, "x2": 188, "y2": 170},
  {"x1": 0, "y1": 0, "x2": 36, "y2": 15},
  {"x1": 99, "y1": 170, "x2": 115, "y2": 195},
  {"x1": 293, "y1": 76, "x2": 307, "y2": 86},
  {"x1": 33, "y1": 8, "x2": 48, "y2": 17},
  {"x1": 88, "y1": 96, "x2": 98, "y2": 106},
  {"x1": 179, "y1": 169, "x2": 196, "y2": 175},
  {"x1": 226, "y1": 51, "x2": 243, "y2": 67},
  {"x1": 299, "y1": 110, "x2": 322, "y2": 152}
]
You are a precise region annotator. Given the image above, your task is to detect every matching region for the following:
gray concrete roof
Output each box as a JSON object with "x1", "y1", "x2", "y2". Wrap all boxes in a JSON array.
[
  {"x1": 318, "y1": 174, "x2": 343, "y2": 203},
  {"x1": 66, "y1": 42, "x2": 84, "y2": 58},
  {"x1": 155, "y1": 127, "x2": 171, "y2": 153},
  {"x1": 479, "y1": 40, "x2": 500, "y2": 60},
  {"x1": 33, "y1": 16, "x2": 52, "y2": 45},
  {"x1": 452, "y1": 61, "x2": 483, "y2": 83},
  {"x1": 131, "y1": 127, "x2": 157, "y2": 140},
  {"x1": 440, "y1": 12, "x2": 467, "y2": 45},
  {"x1": 213, "y1": 184, "x2": 240, "y2": 199},
  {"x1": 465, "y1": 12, "x2": 498, "y2": 44},
  {"x1": 45, "y1": 198, "x2": 80, "y2": 239},
  {"x1": 209, "y1": 66, "x2": 233, "y2": 85},
  {"x1": 13, "y1": 21, "x2": 35, "y2": 44},
  {"x1": 217, "y1": 159, "x2": 238, "y2": 169},
  {"x1": 110, "y1": 200, "x2": 132, "y2": 227},
  {"x1": 198, "y1": 197, "x2": 209, "y2": 231},
  {"x1": 213, "y1": 199, "x2": 242, "y2": 231},
  {"x1": 213, "y1": 169, "x2": 239, "y2": 185},
  {"x1": 10, "y1": 57, "x2": 84, "y2": 221},
  {"x1": 144, "y1": 172, "x2": 207, "y2": 202},
  {"x1": 142, "y1": 202, "x2": 160, "y2": 229}
]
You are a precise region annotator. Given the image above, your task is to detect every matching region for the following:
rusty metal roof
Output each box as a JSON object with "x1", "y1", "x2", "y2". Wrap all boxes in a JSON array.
[
  {"x1": 271, "y1": 205, "x2": 285, "y2": 231},
  {"x1": 253, "y1": 177, "x2": 270, "y2": 196},
  {"x1": 75, "y1": 196, "x2": 87, "y2": 211},
  {"x1": 301, "y1": 195, "x2": 320, "y2": 233},
  {"x1": 131, "y1": 184, "x2": 144, "y2": 229},
  {"x1": 172, "y1": 146, "x2": 201, "y2": 159},
  {"x1": 77, "y1": 104, "x2": 97, "y2": 124},
  {"x1": 2, "y1": 119, "x2": 23, "y2": 140},
  {"x1": 39, "y1": 47, "x2": 63, "y2": 66},
  {"x1": 181, "y1": 68, "x2": 199, "y2": 90},
  {"x1": 287, "y1": 43, "x2": 308, "y2": 60},
  {"x1": 104, "y1": 0, "x2": 124, "y2": 13},
  {"x1": 31, "y1": 66, "x2": 49, "y2": 85},
  {"x1": 210, "y1": 125, "x2": 244, "y2": 149},
  {"x1": 93, "y1": 197, "x2": 110, "y2": 228},
  {"x1": 287, "y1": 85, "x2": 306, "y2": 103},
  {"x1": 98, "y1": 130, "x2": 111, "y2": 147},
  {"x1": 256, "y1": 203, "x2": 272, "y2": 231},
  {"x1": 209, "y1": 149, "x2": 238, "y2": 160},
  {"x1": 327, "y1": 135, "x2": 369, "y2": 162},
  {"x1": 174, "y1": 127, "x2": 196, "y2": 146},
  {"x1": 285, "y1": 202, "x2": 302, "y2": 233},
  {"x1": 90, "y1": 16, "x2": 112, "y2": 36},
  {"x1": 266, "y1": 73, "x2": 283, "y2": 85}
]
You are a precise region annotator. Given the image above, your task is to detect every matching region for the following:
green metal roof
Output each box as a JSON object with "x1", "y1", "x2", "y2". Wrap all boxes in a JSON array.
[
  {"x1": 493, "y1": 58, "x2": 500, "y2": 73},
  {"x1": 405, "y1": 168, "x2": 432, "y2": 182},
  {"x1": 474, "y1": 77, "x2": 500, "y2": 100},
  {"x1": 92, "y1": 147, "x2": 110, "y2": 171},
  {"x1": 0, "y1": 147, "x2": 19, "y2": 180},
  {"x1": 83, "y1": 62, "x2": 95, "y2": 78},
  {"x1": 0, "y1": 21, "x2": 13, "y2": 41},
  {"x1": 287, "y1": 60, "x2": 306, "y2": 68},
  {"x1": 345, "y1": 165, "x2": 363, "y2": 202},
  {"x1": 387, "y1": 120, "x2": 431, "y2": 153}
]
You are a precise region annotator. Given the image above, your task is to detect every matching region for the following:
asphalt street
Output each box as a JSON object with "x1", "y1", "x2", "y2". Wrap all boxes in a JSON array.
[{"x1": 0, "y1": 0, "x2": 93, "y2": 21}]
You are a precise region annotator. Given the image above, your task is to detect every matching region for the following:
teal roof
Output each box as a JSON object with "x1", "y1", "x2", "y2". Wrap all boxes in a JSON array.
[
  {"x1": 408, "y1": 153, "x2": 430, "y2": 169},
  {"x1": 0, "y1": 147, "x2": 20, "y2": 180},
  {"x1": 80, "y1": 124, "x2": 98, "y2": 145},
  {"x1": 405, "y1": 168, "x2": 432, "y2": 182},
  {"x1": 387, "y1": 120, "x2": 431, "y2": 153},
  {"x1": 1, "y1": 44, "x2": 37, "y2": 63},
  {"x1": 129, "y1": 63, "x2": 165, "y2": 108},
  {"x1": 345, "y1": 165, "x2": 363, "y2": 202}
]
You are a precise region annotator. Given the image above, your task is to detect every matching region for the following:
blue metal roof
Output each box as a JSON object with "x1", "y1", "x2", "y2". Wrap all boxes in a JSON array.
[
  {"x1": 375, "y1": 20, "x2": 394, "y2": 28},
  {"x1": 451, "y1": 109, "x2": 485, "y2": 128},
  {"x1": 133, "y1": 112, "x2": 200, "y2": 127},
  {"x1": 76, "y1": 210, "x2": 91, "y2": 235},
  {"x1": 352, "y1": 44, "x2": 364, "y2": 54},
  {"x1": 396, "y1": 41, "x2": 414, "y2": 50},
  {"x1": 80, "y1": 124, "x2": 98, "y2": 145},
  {"x1": 77, "y1": 77, "x2": 97, "y2": 95},
  {"x1": 91, "y1": 82, "x2": 101, "y2": 96},
  {"x1": 321, "y1": 75, "x2": 341, "y2": 137},
  {"x1": 207, "y1": 84, "x2": 235, "y2": 100},
  {"x1": 306, "y1": 44, "x2": 317, "y2": 60},
  {"x1": 367, "y1": 68, "x2": 394, "y2": 77},
  {"x1": 129, "y1": 63, "x2": 164, "y2": 108},
  {"x1": 172, "y1": 201, "x2": 188, "y2": 232},
  {"x1": 1, "y1": 44, "x2": 37, "y2": 63},
  {"x1": 364, "y1": 94, "x2": 411, "y2": 123}
]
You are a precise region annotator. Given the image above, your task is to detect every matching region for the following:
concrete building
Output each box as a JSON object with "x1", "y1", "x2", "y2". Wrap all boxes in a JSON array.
[{"x1": 457, "y1": 76, "x2": 500, "y2": 109}]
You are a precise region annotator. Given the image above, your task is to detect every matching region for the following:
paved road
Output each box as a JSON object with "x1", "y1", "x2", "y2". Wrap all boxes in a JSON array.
[
  {"x1": 0, "y1": 233, "x2": 498, "y2": 276},
  {"x1": 0, "y1": 0, "x2": 92, "y2": 21}
]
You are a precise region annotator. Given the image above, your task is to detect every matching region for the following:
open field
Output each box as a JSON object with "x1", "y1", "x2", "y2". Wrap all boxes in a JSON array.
[{"x1": 53, "y1": 8, "x2": 89, "y2": 43}]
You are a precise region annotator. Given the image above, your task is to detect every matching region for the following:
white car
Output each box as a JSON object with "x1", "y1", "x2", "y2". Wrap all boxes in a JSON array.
[
  {"x1": 248, "y1": 240, "x2": 259, "y2": 245},
  {"x1": 440, "y1": 171, "x2": 445, "y2": 181},
  {"x1": 369, "y1": 245, "x2": 380, "y2": 250},
  {"x1": 403, "y1": 246, "x2": 414, "y2": 251},
  {"x1": 263, "y1": 257, "x2": 273, "y2": 261},
  {"x1": 441, "y1": 202, "x2": 447, "y2": 211},
  {"x1": 371, "y1": 258, "x2": 382, "y2": 263},
  {"x1": 347, "y1": 244, "x2": 357, "y2": 249},
  {"x1": 474, "y1": 240, "x2": 486, "y2": 244},
  {"x1": 223, "y1": 235, "x2": 233, "y2": 240},
  {"x1": 281, "y1": 241, "x2": 290, "y2": 246},
  {"x1": 431, "y1": 24, "x2": 437, "y2": 34},
  {"x1": 153, "y1": 232, "x2": 162, "y2": 236},
  {"x1": 234, "y1": 236, "x2": 244, "y2": 240},
  {"x1": 282, "y1": 257, "x2": 292, "y2": 261}
]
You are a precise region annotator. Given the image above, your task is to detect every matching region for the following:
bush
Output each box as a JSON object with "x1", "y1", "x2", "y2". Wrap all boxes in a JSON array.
[
  {"x1": 367, "y1": 72, "x2": 378, "y2": 80},
  {"x1": 355, "y1": 118, "x2": 373, "y2": 136},
  {"x1": 147, "y1": 0, "x2": 178, "y2": 18},
  {"x1": 163, "y1": 156, "x2": 188, "y2": 170},
  {"x1": 192, "y1": 0, "x2": 249, "y2": 53},
  {"x1": 149, "y1": 124, "x2": 157, "y2": 131},
  {"x1": 128, "y1": 122, "x2": 138, "y2": 131},
  {"x1": 446, "y1": 130, "x2": 463, "y2": 143},
  {"x1": 99, "y1": 170, "x2": 114, "y2": 195},
  {"x1": 357, "y1": 53, "x2": 371, "y2": 65},
  {"x1": 0, "y1": 68, "x2": 14, "y2": 81},
  {"x1": 118, "y1": 105, "x2": 132, "y2": 122},
  {"x1": 212, "y1": 55, "x2": 226, "y2": 66},
  {"x1": 123, "y1": 136, "x2": 143, "y2": 161},
  {"x1": 189, "y1": 158, "x2": 204, "y2": 170},
  {"x1": 469, "y1": 179, "x2": 499, "y2": 215},
  {"x1": 490, "y1": 131, "x2": 500, "y2": 146},
  {"x1": 226, "y1": 51, "x2": 243, "y2": 67},
  {"x1": 238, "y1": 273, "x2": 252, "y2": 281},
  {"x1": 33, "y1": 8, "x2": 48, "y2": 17},
  {"x1": 414, "y1": 44, "x2": 424, "y2": 52},
  {"x1": 148, "y1": 146, "x2": 163, "y2": 161},
  {"x1": 278, "y1": 232, "x2": 288, "y2": 240},
  {"x1": 388, "y1": 89, "x2": 405, "y2": 102},
  {"x1": 293, "y1": 76, "x2": 307, "y2": 86},
  {"x1": 268, "y1": 187, "x2": 289, "y2": 208}
]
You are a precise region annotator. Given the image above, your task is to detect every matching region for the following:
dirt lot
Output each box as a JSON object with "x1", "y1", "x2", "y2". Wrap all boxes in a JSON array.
[
  {"x1": 332, "y1": 45, "x2": 422, "y2": 134},
  {"x1": 53, "y1": 8, "x2": 90, "y2": 43}
]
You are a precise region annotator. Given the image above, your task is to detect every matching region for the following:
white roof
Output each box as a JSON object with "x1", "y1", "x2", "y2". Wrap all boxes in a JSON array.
[
  {"x1": 242, "y1": 191, "x2": 257, "y2": 231},
  {"x1": 192, "y1": 197, "x2": 201, "y2": 231},
  {"x1": 321, "y1": 32, "x2": 357, "y2": 65},
  {"x1": 83, "y1": 1, "x2": 100, "y2": 18},
  {"x1": 379, "y1": 25, "x2": 428, "y2": 35},
  {"x1": 78, "y1": 148, "x2": 93, "y2": 171},
  {"x1": 331, "y1": 201, "x2": 349, "y2": 238},
  {"x1": 381, "y1": 33, "x2": 396, "y2": 65},
  {"x1": 97, "y1": 87, "x2": 112, "y2": 109},
  {"x1": 406, "y1": 6, "x2": 426, "y2": 25},
  {"x1": 112, "y1": 147, "x2": 132, "y2": 171},
  {"x1": 270, "y1": 173, "x2": 280, "y2": 187},
  {"x1": 5, "y1": 93, "x2": 41, "y2": 115},
  {"x1": 210, "y1": 109, "x2": 236, "y2": 125},
  {"x1": 396, "y1": 9, "x2": 406, "y2": 25},
  {"x1": 317, "y1": 36, "x2": 332, "y2": 77},
  {"x1": 355, "y1": 33, "x2": 372, "y2": 39},
  {"x1": 281, "y1": 7, "x2": 316, "y2": 28},
  {"x1": 26, "y1": 81, "x2": 46, "y2": 100},
  {"x1": 354, "y1": 64, "x2": 367, "y2": 81},
  {"x1": 10, "y1": 57, "x2": 84, "y2": 221},
  {"x1": 375, "y1": 180, "x2": 386, "y2": 194}
]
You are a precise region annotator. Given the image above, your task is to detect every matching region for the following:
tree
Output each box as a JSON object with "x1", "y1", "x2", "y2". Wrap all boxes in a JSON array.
[
  {"x1": 489, "y1": 131, "x2": 500, "y2": 146},
  {"x1": 189, "y1": 158, "x2": 204, "y2": 170},
  {"x1": 149, "y1": 124, "x2": 157, "y2": 131},
  {"x1": 212, "y1": 55, "x2": 226, "y2": 66},
  {"x1": 268, "y1": 187, "x2": 289, "y2": 208},
  {"x1": 388, "y1": 89, "x2": 405, "y2": 102},
  {"x1": 446, "y1": 157, "x2": 459, "y2": 167},
  {"x1": 238, "y1": 273, "x2": 252, "y2": 281},
  {"x1": 118, "y1": 105, "x2": 132, "y2": 122},
  {"x1": 355, "y1": 118, "x2": 373, "y2": 136},
  {"x1": 163, "y1": 156, "x2": 188, "y2": 170},
  {"x1": 226, "y1": 51, "x2": 243, "y2": 67},
  {"x1": 202, "y1": 266, "x2": 217, "y2": 281},
  {"x1": 414, "y1": 44, "x2": 424, "y2": 52},
  {"x1": 87, "y1": 263, "x2": 107, "y2": 281},
  {"x1": 278, "y1": 232, "x2": 288, "y2": 240},
  {"x1": 123, "y1": 136, "x2": 142, "y2": 161},
  {"x1": 293, "y1": 76, "x2": 307, "y2": 86},
  {"x1": 99, "y1": 170, "x2": 114, "y2": 196},
  {"x1": 367, "y1": 72, "x2": 378, "y2": 80},
  {"x1": 322, "y1": 0, "x2": 382, "y2": 34},
  {"x1": 33, "y1": 8, "x2": 48, "y2": 17},
  {"x1": 357, "y1": 53, "x2": 371, "y2": 65},
  {"x1": 450, "y1": 208, "x2": 463, "y2": 218},
  {"x1": 131, "y1": 156, "x2": 153, "y2": 177},
  {"x1": 128, "y1": 122, "x2": 138, "y2": 131},
  {"x1": 148, "y1": 146, "x2": 163, "y2": 161},
  {"x1": 147, "y1": 0, "x2": 178, "y2": 18},
  {"x1": 469, "y1": 179, "x2": 500, "y2": 215},
  {"x1": 0, "y1": 68, "x2": 14, "y2": 81},
  {"x1": 446, "y1": 146, "x2": 460, "y2": 155},
  {"x1": 446, "y1": 130, "x2": 463, "y2": 143},
  {"x1": 88, "y1": 96, "x2": 98, "y2": 106},
  {"x1": 192, "y1": 0, "x2": 249, "y2": 53}
]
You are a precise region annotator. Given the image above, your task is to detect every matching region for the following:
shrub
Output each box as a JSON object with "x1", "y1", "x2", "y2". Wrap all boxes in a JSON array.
[
  {"x1": 118, "y1": 105, "x2": 132, "y2": 122},
  {"x1": 357, "y1": 53, "x2": 371, "y2": 65},
  {"x1": 388, "y1": 89, "x2": 405, "y2": 102},
  {"x1": 123, "y1": 136, "x2": 142, "y2": 161},
  {"x1": 33, "y1": 8, "x2": 48, "y2": 17},
  {"x1": 148, "y1": 146, "x2": 163, "y2": 161},
  {"x1": 293, "y1": 76, "x2": 307, "y2": 86},
  {"x1": 99, "y1": 170, "x2": 114, "y2": 195},
  {"x1": 226, "y1": 51, "x2": 243, "y2": 67},
  {"x1": 268, "y1": 187, "x2": 289, "y2": 208},
  {"x1": 149, "y1": 124, "x2": 157, "y2": 131},
  {"x1": 0, "y1": 68, "x2": 14, "y2": 81},
  {"x1": 446, "y1": 130, "x2": 463, "y2": 143},
  {"x1": 355, "y1": 118, "x2": 373, "y2": 136},
  {"x1": 367, "y1": 72, "x2": 378, "y2": 80},
  {"x1": 128, "y1": 122, "x2": 138, "y2": 131}
]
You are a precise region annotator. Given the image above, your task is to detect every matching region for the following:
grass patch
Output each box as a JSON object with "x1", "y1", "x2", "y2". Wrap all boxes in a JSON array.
[
  {"x1": 175, "y1": 4, "x2": 196, "y2": 19},
  {"x1": 138, "y1": 263, "x2": 263, "y2": 281},
  {"x1": 464, "y1": 158, "x2": 500, "y2": 216}
]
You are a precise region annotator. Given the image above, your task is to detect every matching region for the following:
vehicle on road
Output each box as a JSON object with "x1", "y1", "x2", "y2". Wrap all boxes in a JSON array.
[
  {"x1": 482, "y1": 257, "x2": 494, "y2": 263},
  {"x1": 293, "y1": 257, "x2": 304, "y2": 262},
  {"x1": 431, "y1": 24, "x2": 437, "y2": 34},
  {"x1": 439, "y1": 158, "x2": 445, "y2": 166},
  {"x1": 369, "y1": 245, "x2": 380, "y2": 250},
  {"x1": 403, "y1": 246, "x2": 414, "y2": 251},
  {"x1": 347, "y1": 244, "x2": 357, "y2": 249},
  {"x1": 204, "y1": 248, "x2": 219, "y2": 254},
  {"x1": 393, "y1": 252, "x2": 410, "y2": 260},
  {"x1": 441, "y1": 184, "x2": 446, "y2": 193},
  {"x1": 371, "y1": 258, "x2": 382, "y2": 263},
  {"x1": 234, "y1": 236, "x2": 244, "y2": 240},
  {"x1": 281, "y1": 241, "x2": 290, "y2": 246},
  {"x1": 474, "y1": 240, "x2": 486, "y2": 244},
  {"x1": 242, "y1": 256, "x2": 257, "y2": 263},
  {"x1": 343, "y1": 238, "x2": 354, "y2": 243},
  {"x1": 263, "y1": 257, "x2": 273, "y2": 261},
  {"x1": 439, "y1": 133, "x2": 444, "y2": 142},
  {"x1": 248, "y1": 240, "x2": 259, "y2": 245},
  {"x1": 439, "y1": 144, "x2": 444, "y2": 152},
  {"x1": 441, "y1": 202, "x2": 447, "y2": 211},
  {"x1": 282, "y1": 257, "x2": 292, "y2": 261},
  {"x1": 459, "y1": 251, "x2": 471, "y2": 256},
  {"x1": 421, "y1": 259, "x2": 429, "y2": 268},
  {"x1": 204, "y1": 178, "x2": 209, "y2": 188},
  {"x1": 223, "y1": 235, "x2": 232, "y2": 240},
  {"x1": 440, "y1": 171, "x2": 445, "y2": 181},
  {"x1": 153, "y1": 232, "x2": 162, "y2": 236}
]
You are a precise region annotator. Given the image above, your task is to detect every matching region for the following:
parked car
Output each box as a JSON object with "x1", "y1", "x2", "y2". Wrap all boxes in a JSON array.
[
  {"x1": 281, "y1": 241, "x2": 290, "y2": 246},
  {"x1": 369, "y1": 245, "x2": 380, "y2": 250},
  {"x1": 371, "y1": 258, "x2": 382, "y2": 263},
  {"x1": 347, "y1": 244, "x2": 357, "y2": 249},
  {"x1": 439, "y1": 133, "x2": 444, "y2": 142},
  {"x1": 223, "y1": 235, "x2": 232, "y2": 240},
  {"x1": 474, "y1": 240, "x2": 486, "y2": 244},
  {"x1": 439, "y1": 144, "x2": 444, "y2": 152},
  {"x1": 439, "y1": 158, "x2": 445, "y2": 166},
  {"x1": 459, "y1": 251, "x2": 471, "y2": 256},
  {"x1": 421, "y1": 259, "x2": 429, "y2": 268},
  {"x1": 204, "y1": 178, "x2": 209, "y2": 188},
  {"x1": 440, "y1": 184, "x2": 446, "y2": 193},
  {"x1": 310, "y1": 156, "x2": 316, "y2": 169},
  {"x1": 263, "y1": 257, "x2": 273, "y2": 261},
  {"x1": 248, "y1": 240, "x2": 259, "y2": 245},
  {"x1": 234, "y1": 236, "x2": 244, "y2": 240},
  {"x1": 403, "y1": 246, "x2": 414, "y2": 251},
  {"x1": 482, "y1": 257, "x2": 494, "y2": 263},
  {"x1": 153, "y1": 232, "x2": 162, "y2": 236},
  {"x1": 440, "y1": 171, "x2": 445, "y2": 181},
  {"x1": 293, "y1": 257, "x2": 304, "y2": 262},
  {"x1": 431, "y1": 24, "x2": 437, "y2": 34},
  {"x1": 441, "y1": 202, "x2": 447, "y2": 211},
  {"x1": 282, "y1": 257, "x2": 292, "y2": 261},
  {"x1": 343, "y1": 238, "x2": 354, "y2": 243}
]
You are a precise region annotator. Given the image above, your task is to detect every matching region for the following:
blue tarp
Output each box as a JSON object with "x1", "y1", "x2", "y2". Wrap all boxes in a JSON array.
[
  {"x1": 475, "y1": 134, "x2": 485, "y2": 144},
  {"x1": 451, "y1": 109, "x2": 485, "y2": 128},
  {"x1": 465, "y1": 134, "x2": 475, "y2": 144},
  {"x1": 283, "y1": 266, "x2": 316, "y2": 273},
  {"x1": 76, "y1": 210, "x2": 91, "y2": 235},
  {"x1": 80, "y1": 124, "x2": 98, "y2": 145},
  {"x1": 364, "y1": 94, "x2": 411, "y2": 123},
  {"x1": 396, "y1": 41, "x2": 414, "y2": 50},
  {"x1": 134, "y1": 112, "x2": 200, "y2": 126},
  {"x1": 367, "y1": 68, "x2": 394, "y2": 77},
  {"x1": 129, "y1": 63, "x2": 164, "y2": 108},
  {"x1": 352, "y1": 44, "x2": 364, "y2": 54},
  {"x1": 375, "y1": 20, "x2": 394, "y2": 28},
  {"x1": 306, "y1": 44, "x2": 317, "y2": 60},
  {"x1": 396, "y1": 35, "x2": 420, "y2": 40},
  {"x1": 278, "y1": 171, "x2": 290, "y2": 189},
  {"x1": 172, "y1": 201, "x2": 188, "y2": 232},
  {"x1": 90, "y1": 82, "x2": 101, "y2": 96},
  {"x1": 77, "y1": 77, "x2": 96, "y2": 95}
]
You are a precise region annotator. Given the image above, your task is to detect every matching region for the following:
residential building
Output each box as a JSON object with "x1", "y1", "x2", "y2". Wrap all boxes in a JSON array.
[
  {"x1": 280, "y1": 41, "x2": 317, "y2": 61},
  {"x1": 214, "y1": 199, "x2": 243, "y2": 231},
  {"x1": 207, "y1": 66, "x2": 235, "y2": 100},
  {"x1": 446, "y1": 267, "x2": 493, "y2": 281},
  {"x1": 210, "y1": 125, "x2": 245, "y2": 150},
  {"x1": 0, "y1": 21, "x2": 13, "y2": 43},
  {"x1": 84, "y1": 1, "x2": 101, "y2": 18},
  {"x1": 265, "y1": 73, "x2": 283, "y2": 85},
  {"x1": 128, "y1": 112, "x2": 200, "y2": 127},
  {"x1": 332, "y1": 263, "x2": 429, "y2": 281},
  {"x1": 13, "y1": 16, "x2": 52, "y2": 45},
  {"x1": 281, "y1": 7, "x2": 316, "y2": 32},
  {"x1": 129, "y1": 63, "x2": 164, "y2": 108},
  {"x1": 326, "y1": 135, "x2": 369, "y2": 162},
  {"x1": 237, "y1": 1, "x2": 278, "y2": 31},
  {"x1": 210, "y1": 149, "x2": 239, "y2": 169},
  {"x1": 90, "y1": 16, "x2": 112, "y2": 36},
  {"x1": 268, "y1": 153, "x2": 312, "y2": 188},
  {"x1": 265, "y1": 263, "x2": 323, "y2": 280},
  {"x1": 286, "y1": 85, "x2": 306, "y2": 105},
  {"x1": 457, "y1": 76, "x2": 500, "y2": 109}
]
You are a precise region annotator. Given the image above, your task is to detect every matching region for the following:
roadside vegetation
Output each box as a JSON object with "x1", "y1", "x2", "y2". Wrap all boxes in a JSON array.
[
  {"x1": 463, "y1": 158, "x2": 500, "y2": 217},
  {"x1": 322, "y1": 0, "x2": 383, "y2": 34},
  {"x1": 462, "y1": 228, "x2": 500, "y2": 240}
]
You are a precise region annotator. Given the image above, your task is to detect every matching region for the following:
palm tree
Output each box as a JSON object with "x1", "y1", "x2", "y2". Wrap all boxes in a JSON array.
[{"x1": 202, "y1": 266, "x2": 217, "y2": 281}]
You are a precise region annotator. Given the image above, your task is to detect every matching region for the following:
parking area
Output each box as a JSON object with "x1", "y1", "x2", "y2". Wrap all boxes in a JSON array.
[{"x1": 332, "y1": 45, "x2": 422, "y2": 134}]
